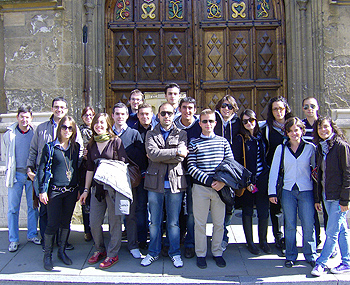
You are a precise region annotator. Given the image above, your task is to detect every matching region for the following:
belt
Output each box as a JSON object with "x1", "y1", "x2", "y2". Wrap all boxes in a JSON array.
[{"x1": 51, "y1": 185, "x2": 76, "y2": 193}]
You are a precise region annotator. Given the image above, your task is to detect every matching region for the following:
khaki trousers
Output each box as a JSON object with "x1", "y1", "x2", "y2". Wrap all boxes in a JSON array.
[{"x1": 192, "y1": 184, "x2": 225, "y2": 257}]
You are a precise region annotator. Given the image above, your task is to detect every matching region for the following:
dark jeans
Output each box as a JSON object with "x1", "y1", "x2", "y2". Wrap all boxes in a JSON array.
[
  {"x1": 45, "y1": 189, "x2": 78, "y2": 235},
  {"x1": 125, "y1": 186, "x2": 138, "y2": 250},
  {"x1": 39, "y1": 202, "x2": 47, "y2": 239},
  {"x1": 135, "y1": 179, "x2": 149, "y2": 244}
]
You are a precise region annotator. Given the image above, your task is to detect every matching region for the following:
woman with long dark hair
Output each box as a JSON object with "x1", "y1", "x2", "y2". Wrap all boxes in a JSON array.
[
  {"x1": 269, "y1": 117, "x2": 317, "y2": 268},
  {"x1": 234, "y1": 109, "x2": 271, "y2": 255},
  {"x1": 214, "y1": 95, "x2": 241, "y2": 250},
  {"x1": 261, "y1": 96, "x2": 293, "y2": 252},
  {"x1": 311, "y1": 117, "x2": 350, "y2": 276},
  {"x1": 78, "y1": 106, "x2": 95, "y2": 242},
  {"x1": 38, "y1": 116, "x2": 81, "y2": 271},
  {"x1": 79, "y1": 113, "x2": 128, "y2": 270}
]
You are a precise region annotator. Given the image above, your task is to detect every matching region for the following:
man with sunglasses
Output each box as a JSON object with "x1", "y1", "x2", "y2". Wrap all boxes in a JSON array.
[
  {"x1": 302, "y1": 97, "x2": 319, "y2": 142},
  {"x1": 188, "y1": 109, "x2": 234, "y2": 269},
  {"x1": 26, "y1": 97, "x2": 83, "y2": 250},
  {"x1": 141, "y1": 103, "x2": 188, "y2": 268}
]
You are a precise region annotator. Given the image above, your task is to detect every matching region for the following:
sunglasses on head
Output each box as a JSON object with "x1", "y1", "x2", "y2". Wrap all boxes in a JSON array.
[
  {"x1": 160, "y1": 111, "x2": 174, "y2": 117},
  {"x1": 201, "y1": 119, "x2": 215, "y2": 124},
  {"x1": 303, "y1": 104, "x2": 316, "y2": 110},
  {"x1": 61, "y1": 125, "x2": 73, "y2": 131},
  {"x1": 242, "y1": 118, "x2": 255, "y2": 125},
  {"x1": 221, "y1": 103, "x2": 233, "y2": 110}
]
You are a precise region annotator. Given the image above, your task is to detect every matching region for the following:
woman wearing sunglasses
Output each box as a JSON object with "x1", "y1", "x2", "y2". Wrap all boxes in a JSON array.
[
  {"x1": 214, "y1": 95, "x2": 241, "y2": 251},
  {"x1": 269, "y1": 117, "x2": 317, "y2": 268},
  {"x1": 37, "y1": 116, "x2": 81, "y2": 271},
  {"x1": 79, "y1": 113, "x2": 128, "y2": 270},
  {"x1": 261, "y1": 96, "x2": 293, "y2": 253},
  {"x1": 233, "y1": 109, "x2": 271, "y2": 255},
  {"x1": 78, "y1": 106, "x2": 95, "y2": 242}
]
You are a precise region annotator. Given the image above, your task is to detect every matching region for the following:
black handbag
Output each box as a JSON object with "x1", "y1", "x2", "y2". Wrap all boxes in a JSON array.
[{"x1": 276, "y1": 143, "x2": 285, "y2": 200}]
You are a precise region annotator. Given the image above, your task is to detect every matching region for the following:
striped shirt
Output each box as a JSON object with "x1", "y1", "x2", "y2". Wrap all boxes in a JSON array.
[
  {"x1": 187, "y1": 134, "x2": 234, "y2": 186},
  {"x1": 302, "y1": 118, "x2": 315, "y2": 143}
]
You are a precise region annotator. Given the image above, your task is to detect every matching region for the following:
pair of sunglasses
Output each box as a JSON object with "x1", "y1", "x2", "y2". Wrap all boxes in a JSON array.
[
  {"x1": 61, "y1": 125, "x2": 73, "y2": 131},
  {"x1": 303, "y1": 104, "x2": 316, "y2": 110},
  {"x1": 242, "y1": 118, "x2": 256, "y2": 125},
  {"x1": 201, "y1": 119, "x2": 215, "y2": 124},
  {"x1": 160, "y1": 111, "x2": 174, "y2": 117},
  {"x1": 221, "y1": 103, "x2": 233, "y2": 110}
]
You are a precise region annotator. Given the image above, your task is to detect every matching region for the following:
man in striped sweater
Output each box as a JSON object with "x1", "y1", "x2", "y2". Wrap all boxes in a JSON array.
[{"x1": 187, "y1": 109, "x2": 234, "y2": 269}]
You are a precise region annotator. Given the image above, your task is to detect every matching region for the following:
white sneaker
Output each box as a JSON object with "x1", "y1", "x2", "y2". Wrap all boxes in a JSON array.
[
  {"x1": 311, "y1": 264, "x2": 326, "y2": 277},
  {"x1": 9, "y1": 242, "x2": 19, "y2": 252},
  {"x1": 221, "y1": 240, "x2": 228, "y2": 251},
  {"x1": 141, "y1": 254, "x2": 159, "y2": 266},
  {"x1": 27, "y1": 236, "x2": 41, "y2": 245},
  {"x1": 171, "y1": 255, "x2": 183, "y2": 268},
  {"x1": 130, "y1": 248, "x2": 142, "y2": 259}
]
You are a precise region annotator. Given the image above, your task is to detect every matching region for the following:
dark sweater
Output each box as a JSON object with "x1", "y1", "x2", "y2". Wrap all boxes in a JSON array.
[{"x1": 261, "y1": 124, "x2": 286, "y2": 166}]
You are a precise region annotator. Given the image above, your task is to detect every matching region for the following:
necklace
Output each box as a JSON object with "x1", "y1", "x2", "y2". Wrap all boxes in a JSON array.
[{"x1": 60, "y1": 147, "x2": 72, "y2": 180}]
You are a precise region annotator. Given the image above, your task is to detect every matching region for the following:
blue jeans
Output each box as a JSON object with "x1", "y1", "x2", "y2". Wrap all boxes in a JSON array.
[
  {"x1": 316, "y1": 199, "x2": 350, "y2": 267},
  {"x1": 8, "y1": 172, "x2": 39, "y2": 242},
  {"x1": 281, "y1": 189, "x2": 316, "y2": 262},
  {"x1": 184, "y1": 181, "x2": 195, "y2": 248},
  {"x1": 148, "y1": 189, "x2": 182, "y2": 258}
]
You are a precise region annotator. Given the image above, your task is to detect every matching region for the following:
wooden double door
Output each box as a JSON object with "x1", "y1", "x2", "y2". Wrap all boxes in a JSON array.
[{"x1": 105, "y1": 0, "x2": 286, "y2": 119}]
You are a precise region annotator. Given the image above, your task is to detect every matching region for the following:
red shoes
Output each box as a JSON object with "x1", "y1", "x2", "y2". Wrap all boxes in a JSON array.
[
  {"x1": 99, "y1": 256, "x2": 119, "y2": 269},
  {"x1": 88, "y1": 251, "x2": 107, "y2": 264}
]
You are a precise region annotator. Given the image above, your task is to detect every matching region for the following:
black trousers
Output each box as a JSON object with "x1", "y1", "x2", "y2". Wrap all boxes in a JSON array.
[{"x1": 45, "y1": 189, "x2": 78, "y2": 236}]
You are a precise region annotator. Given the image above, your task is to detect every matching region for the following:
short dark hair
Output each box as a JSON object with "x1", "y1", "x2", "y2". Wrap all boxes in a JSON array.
[
  {"x1": 112, "y1": 102, "x2": 128, "y2": 115},
  {"x1": 199, "y1": 109, "x2": 215, "y2": 120},
  {"x1": 129, "y1": 89, "x2": 145, "y2": 100},
  {"x1": 158, "y1": 102, "x2": 174, "y2": 113},
  {"x1": 302, "y1": 97, "x2": 318, "y2": 106},
  {"x1": 164, "y1": 82, "x2": 180, "y2": 94},
  {"x1": 266, "y1": 96, "x2": 292, "y2": 126},
  {"x1": 52, "y1": 97, "x2": 68, "y2": 108},
  {"x1": 17, "y1": 105, "x2": 32, "y2": 116},
  {"x1": 313, "y1": 116, "x2": 347, "y2": 145},
  {"x1": 138, "y1": 103, "x2": 153, "y2": 112},
  {"x1": 240, "y1": 109, "x2": 260, "y2": 140},
  {"x1": 179, "y1": 97, "x2": 196, "y2": 109},
  {"x1": 215, "y1": 95, "x2": 239, "y2": 113},
  {"x1": 284, "y1": 117, "x2": 305, "y2": 136},
  {"x1": 56, "y1": 116, "x2": 77, "y2": 144}
]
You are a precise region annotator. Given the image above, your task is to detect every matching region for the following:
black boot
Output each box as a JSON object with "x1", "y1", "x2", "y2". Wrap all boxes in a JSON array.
[
  {"x1": 242, "y1": 215, "x2": 260, "y2": 255},
  {"x1": 258, "y1": 219, "x2": 272, "y2": 254},
  {"x1": 43, "y1": 234, "x2": 55, "y2": 271},
  {"x1": 57, "y1": 228, "x2": 72, "y2": 265}
]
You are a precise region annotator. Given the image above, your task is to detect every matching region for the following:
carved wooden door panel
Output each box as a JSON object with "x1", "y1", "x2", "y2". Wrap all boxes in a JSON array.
[
  {"x1": 194, "y1": 0, "x2": 286, "y2": 119},
  {"x1": 105, "y1": 0, "x2": 286, "y2": 119},
  {"x1": 105, "y1": 0, "x2": 193, "y2": 114}
]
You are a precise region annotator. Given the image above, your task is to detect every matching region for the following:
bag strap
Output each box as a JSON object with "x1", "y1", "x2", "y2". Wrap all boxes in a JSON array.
[
  {"x1": 278, "y1": 143, "x2": 285, "y2": 175},
  {"x1": 239, "y1": 134, "x2": 246, "y2": 168}
]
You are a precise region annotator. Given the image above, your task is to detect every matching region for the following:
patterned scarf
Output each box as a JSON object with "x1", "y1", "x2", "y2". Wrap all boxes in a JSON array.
[{"x1": 94, "y1": 134, "x2": 112, "y2": 143}]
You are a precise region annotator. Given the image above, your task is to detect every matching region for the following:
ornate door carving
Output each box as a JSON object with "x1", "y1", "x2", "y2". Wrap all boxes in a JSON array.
[
  {"x1": 105, "y1": 0, "x2": 286, "y2": 119},
  {"x1": 105, "y1": 0, "x2": 193, "y2": 113},
  {"x1": 194, "y1": 0, "x2": 286, "y2": 119}
]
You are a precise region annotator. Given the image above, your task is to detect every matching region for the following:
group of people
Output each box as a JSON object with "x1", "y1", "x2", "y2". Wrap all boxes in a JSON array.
[{"x1": 4, "y1": 83, "x2": 350, "y2": 276}]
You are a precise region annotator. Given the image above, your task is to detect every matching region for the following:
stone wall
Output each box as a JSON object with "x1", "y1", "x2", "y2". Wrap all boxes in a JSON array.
[
  {"x1": 322, "y1": 3, "x2": 350, "y2": 111},
  {"x1": 1, "y1": 0, "x2": 85, "y2": 121}
]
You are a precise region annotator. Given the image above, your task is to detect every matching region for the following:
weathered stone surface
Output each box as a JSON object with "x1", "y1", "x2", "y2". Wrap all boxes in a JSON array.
[
  {"x1": 3, "y1": 12, "x2": 25, "y2": 27},
  {"x1": 5, "y1": 89, "x2": 42, "y2": 112},
  {"x1": 5, "y1": 37, "x2": 41, "y2": 66}
]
